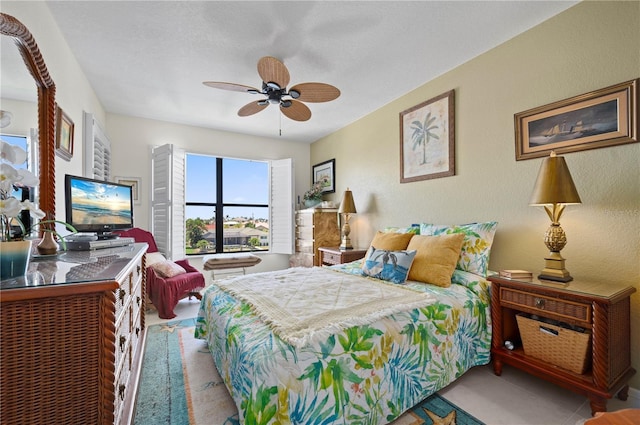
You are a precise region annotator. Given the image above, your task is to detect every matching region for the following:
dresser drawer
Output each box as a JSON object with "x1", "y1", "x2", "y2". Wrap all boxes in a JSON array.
[{"x1": 500, "y1": 287, "x2": 591, "y2": 325}]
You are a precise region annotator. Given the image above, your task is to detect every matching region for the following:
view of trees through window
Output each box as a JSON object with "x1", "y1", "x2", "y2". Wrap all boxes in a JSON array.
[{"x1": 185, "y1": 154, "x2": 269, "y2": 255}]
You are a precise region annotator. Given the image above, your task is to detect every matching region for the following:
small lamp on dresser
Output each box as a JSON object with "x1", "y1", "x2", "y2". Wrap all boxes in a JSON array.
[
  {"x1": 338, "y1": 188, "x2": 357, "y2": 250},
  {"x1": 529, "y1": 151, "x2": 581, "y2": 282}
]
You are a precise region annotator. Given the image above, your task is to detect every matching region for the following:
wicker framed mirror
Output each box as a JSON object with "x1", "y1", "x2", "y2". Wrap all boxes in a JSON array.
[{"x1": 1, "y1": 13, "x2": 57, "y2": 220}]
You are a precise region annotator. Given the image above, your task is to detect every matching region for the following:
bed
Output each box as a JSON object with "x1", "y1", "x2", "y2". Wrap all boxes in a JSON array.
[{"x1": 195, "y1": 222, "x2": 496, "y2": 424}]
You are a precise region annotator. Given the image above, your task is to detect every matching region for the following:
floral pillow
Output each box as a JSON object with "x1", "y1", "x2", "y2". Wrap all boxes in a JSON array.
[
  {"x1": 382, "y1": 225, "x2": 420, "y2": 235},
  {"x1": 150, "y1": 260, "x2": 187, "y2": 278},
  {"x1": 419, "y1": 221, "x2": 498, "y2": 277},
  {"x1": 361, "y1": 247, "x2": 417, "y2": 284}
]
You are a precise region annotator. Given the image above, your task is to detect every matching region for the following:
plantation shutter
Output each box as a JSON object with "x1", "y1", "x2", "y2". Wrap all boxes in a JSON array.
[
  {"x1": 82, "y1": 112, "x2": 111, "y2": 180},
  {"x1": 151, "y1": 144, "x2": 185, "y2": 260},
  {"x1": 270, "y1": 158, "x2": 294, "y2": 254}
]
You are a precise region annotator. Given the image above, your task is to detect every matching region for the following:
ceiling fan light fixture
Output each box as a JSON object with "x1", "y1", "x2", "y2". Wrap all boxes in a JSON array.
[{"x1": 203, "y1": 56, "x2": 340, "y2": 123}]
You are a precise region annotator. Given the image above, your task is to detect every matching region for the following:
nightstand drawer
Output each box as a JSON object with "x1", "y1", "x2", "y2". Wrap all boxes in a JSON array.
[
  {"x1": 500, "y1": 287, "x2": 591, "y2": 325},
  {"x1": 322, "y1": 250, "x2": 342, "y2": 265}
]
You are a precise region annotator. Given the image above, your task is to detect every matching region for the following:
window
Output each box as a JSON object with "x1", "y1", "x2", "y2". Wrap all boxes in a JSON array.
[{"x1": 185, "y1": 154, "x2": 269, "y2": 254}]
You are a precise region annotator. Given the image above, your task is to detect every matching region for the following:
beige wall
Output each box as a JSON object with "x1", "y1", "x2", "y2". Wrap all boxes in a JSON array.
[{"x1": 312, "y1": 1, "x2": 640, "y2": 389}]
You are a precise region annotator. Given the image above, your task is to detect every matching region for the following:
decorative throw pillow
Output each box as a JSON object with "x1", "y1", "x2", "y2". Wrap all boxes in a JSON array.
[
  {"x1": 362, "y1": 247, "x2": 417, "y2": 284},
  {"x1": 419, "y1": 221, "x2": 498, "y2": 277},
  {"x1": 369, "y1": 230, "x2": 415, "y2": 250},
  {"x1": 382, "y1": 225, "x2": 420, "y2": 235},
  {"x1": 146, "y1": 252, "x2": 167, "y2": 267},
  {"x1": 150, "y1": 260, "x2": 187, "y2": 278},
  {"x1": 406, "y1": 234, "x2": 465, "y2": 287},
  {"x1": 362, "y1": 231, "x2": 415, "y2": 270}
]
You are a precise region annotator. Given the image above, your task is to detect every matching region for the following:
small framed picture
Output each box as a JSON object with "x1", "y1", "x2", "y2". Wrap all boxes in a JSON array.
[
  {"x1": 114, "y1": 176, "x2": 141, "y2": 205},
  {"x1": 312, "y1": 159, "x2": 335, "y2": 194},
  {"x1": 55, "y1": 106, "x2": 74, "y2": 161}
]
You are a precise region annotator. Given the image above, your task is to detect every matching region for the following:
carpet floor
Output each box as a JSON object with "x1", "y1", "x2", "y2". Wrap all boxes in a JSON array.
[{"x1": 134, "y1": 319, "x2": 485, "y2": 425}]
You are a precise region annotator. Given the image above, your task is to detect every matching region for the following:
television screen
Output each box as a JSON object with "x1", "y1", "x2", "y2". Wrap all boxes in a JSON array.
[{"x1": 65, "y1": 174, "x2": 134, "y2": 237}]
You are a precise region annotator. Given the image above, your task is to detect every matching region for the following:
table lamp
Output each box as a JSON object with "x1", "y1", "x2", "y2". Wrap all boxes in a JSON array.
[
  {"x1": 529, "y1": 151, "x2": 581, "y2": 282},
  {"x1": 338, "y1": 188, "x2": 356, "y2": 250}
]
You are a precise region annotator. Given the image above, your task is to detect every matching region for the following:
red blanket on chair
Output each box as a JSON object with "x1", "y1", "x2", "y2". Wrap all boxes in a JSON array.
[{"x1": 146, "y1": 259, "x2": 205, "y2": 319}]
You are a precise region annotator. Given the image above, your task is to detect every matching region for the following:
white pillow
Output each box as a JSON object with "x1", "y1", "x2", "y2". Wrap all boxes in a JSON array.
[{"x1": 146, "y1": 252, "x2": 167, "y2": 267}]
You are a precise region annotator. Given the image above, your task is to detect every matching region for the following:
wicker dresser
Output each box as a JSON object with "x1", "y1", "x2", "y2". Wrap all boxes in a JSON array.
[
  {"x1": 0, "y1": 243, "x2": 148, "y2": 425},
  {"x1": 290, "y1": 209, "x2": 340, "y2": 267}
]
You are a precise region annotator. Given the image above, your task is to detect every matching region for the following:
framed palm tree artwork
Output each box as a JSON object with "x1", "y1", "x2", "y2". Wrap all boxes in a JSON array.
[{"x1": 400, "y1": 89, "x2": 455, "y2": 183}]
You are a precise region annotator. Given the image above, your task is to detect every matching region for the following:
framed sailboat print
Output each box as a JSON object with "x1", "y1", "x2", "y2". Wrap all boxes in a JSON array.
[{"x1": 515, "y1": 79, "x2": 637, "y2": 160}]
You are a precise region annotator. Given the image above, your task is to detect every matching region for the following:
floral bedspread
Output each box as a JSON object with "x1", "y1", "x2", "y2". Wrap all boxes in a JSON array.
[{"x1": 195, "y1": 263, "x2": 491, "y2": 425}]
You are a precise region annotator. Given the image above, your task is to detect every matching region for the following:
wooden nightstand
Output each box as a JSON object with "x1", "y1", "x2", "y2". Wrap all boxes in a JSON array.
[
  {"x1": 318, "y1": 247, "x2": 367, "y2": 266},
  {"x1": 488, "y1": 274, "x2": 636, "y2": 415}
]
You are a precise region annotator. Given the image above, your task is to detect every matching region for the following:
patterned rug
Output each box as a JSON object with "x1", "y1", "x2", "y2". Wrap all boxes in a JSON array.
[{"x1": 134, "y1": 319, "x2": 485, "y2": 425}]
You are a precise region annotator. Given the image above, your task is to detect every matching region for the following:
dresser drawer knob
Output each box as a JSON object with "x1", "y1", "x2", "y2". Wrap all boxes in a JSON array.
[{"x1": 535, "y1": 297, "x2": 545, "y2": 309}]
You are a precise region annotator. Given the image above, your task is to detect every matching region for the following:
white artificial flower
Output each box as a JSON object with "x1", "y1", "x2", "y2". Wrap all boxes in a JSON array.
[
  {"x1": 0, "y1": 197, "x2": 22, "y2": 218},
  {"x1": 21, "y1": 199, "x2": 46, "y2": 219},
  {"x1": 0, "y1": 139, "x2": 27, "y2": 164},
  {"x1": 0, "y1": 163, "x2": 20, "y2": 193}
]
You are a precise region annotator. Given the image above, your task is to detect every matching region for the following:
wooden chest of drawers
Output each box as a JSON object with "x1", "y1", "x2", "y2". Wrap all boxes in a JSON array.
[
  {"x1": 291, "y1": 209, "x2": 340, "y2": 267},
  {"x1": 0, "y1": 243, "x2": 148, "y2": 425}
]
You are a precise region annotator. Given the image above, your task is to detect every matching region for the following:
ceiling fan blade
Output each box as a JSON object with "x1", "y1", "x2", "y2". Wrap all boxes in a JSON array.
[
  {"x1": 257, "y1": 56, "x2": 290, "y2": 89},
  {"x1": 290, "y1": 82, "x2": 341, "y2": 103},
  {"x1": 203, "y1": 81, "x2": 260, "y2": 93},
  {"x1": 238, "y1": 101, "x2": 269, "y2": 117},
  {"x1": 281, "y1": 100, "x2": 311, "y2": 122}
]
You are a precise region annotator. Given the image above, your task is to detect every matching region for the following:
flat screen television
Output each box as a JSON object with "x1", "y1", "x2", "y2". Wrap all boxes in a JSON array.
[{"x1": 65, "y1": 174, "x2": 134, "y2": 239}]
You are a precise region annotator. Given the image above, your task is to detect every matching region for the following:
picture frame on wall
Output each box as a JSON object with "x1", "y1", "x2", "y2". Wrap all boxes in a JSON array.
[
  {"x1": 55, "y1": 106, "x2": 74, "y2": 161},
  {"x1": 312, "y1": 159, "x2": 335, "y2": 194},
  {"x1": 515, "y1": 79, "x2": 638, "y2": 161},
  {"x1": 114, "y1": 176, "x2": 141, "y2": 205},
  {"x1": 400, "y1": 89, "x2": 455, "y2": 183}
]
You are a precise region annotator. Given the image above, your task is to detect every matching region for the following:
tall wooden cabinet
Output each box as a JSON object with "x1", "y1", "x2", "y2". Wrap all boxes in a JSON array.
[
  {"x1": 291, "y1": 209, "x2": 340, "y2": 267},
  {"x1": 0, "y1": 243, "x2": 148, "y2": 425}
]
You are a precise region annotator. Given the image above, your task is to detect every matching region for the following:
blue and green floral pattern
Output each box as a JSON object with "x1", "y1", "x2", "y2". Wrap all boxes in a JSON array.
[{"x1": 195, "y1": 266, "x2": 491, "y2": 425}]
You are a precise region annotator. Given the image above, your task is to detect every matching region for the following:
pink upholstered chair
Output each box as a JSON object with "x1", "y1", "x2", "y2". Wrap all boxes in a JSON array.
[{"x1": 115, "y1": 228, "x2": 205, "y2": 319}]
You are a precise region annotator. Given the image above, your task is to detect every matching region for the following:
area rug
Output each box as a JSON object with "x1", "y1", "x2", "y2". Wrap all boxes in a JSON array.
[{"x1": 134, "y1": 319, "x2": 485, "y2": 425}]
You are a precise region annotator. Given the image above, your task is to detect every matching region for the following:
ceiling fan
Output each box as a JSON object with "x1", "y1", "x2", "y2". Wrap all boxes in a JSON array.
[{"x1": 203, "y1": 56, "x2": 340, "y2": 122}]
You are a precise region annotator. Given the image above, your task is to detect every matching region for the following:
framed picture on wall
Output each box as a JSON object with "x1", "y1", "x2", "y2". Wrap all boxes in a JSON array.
[
  {"x1": 400, "y1": 89, "x2": 455, "y2": 183},
  {"x1": 515, "y1": 79, "x2": 638, "y2": 160},
  {"x1": 114, "y1": 176, "x2": 141, "y2": 205},
  {"x1": 312, "y1": 159, "x2": 335, "y2": 194},
  {"x1": 55, "y1": 106, "x2": 74, "y2": 161}
]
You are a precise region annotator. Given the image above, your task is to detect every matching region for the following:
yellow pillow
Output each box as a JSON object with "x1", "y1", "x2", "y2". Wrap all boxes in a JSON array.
[
  {"x1": 406, "y1": 234, "x2": 465, "y2": 287},
  {"x1": 369, "y1": 231, "x2": 415, "y2": 250}
]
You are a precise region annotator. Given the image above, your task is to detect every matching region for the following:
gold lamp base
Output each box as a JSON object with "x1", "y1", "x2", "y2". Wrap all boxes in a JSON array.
[
  {"x1": 538, "y1": 251, "x2": 573, "y2": 282},
  {"x1": 339, "y1": 219, "x2": 353, "y2": 251}
]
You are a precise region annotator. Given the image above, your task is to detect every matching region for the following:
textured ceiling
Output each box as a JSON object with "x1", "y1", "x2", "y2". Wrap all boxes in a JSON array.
[{"x1": 3, "y1": 1, "x2": 578, "y2": 143}]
